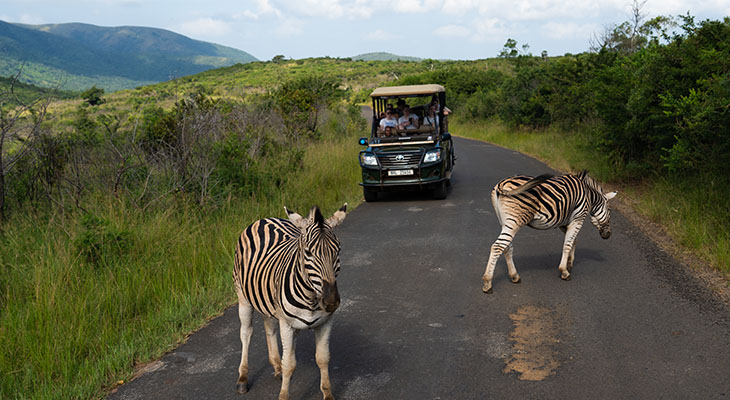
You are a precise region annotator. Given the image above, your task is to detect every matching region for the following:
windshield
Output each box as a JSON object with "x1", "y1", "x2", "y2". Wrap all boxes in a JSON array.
[{"x1": 370, "y1": 92, "x2": 446, "y2": 140}]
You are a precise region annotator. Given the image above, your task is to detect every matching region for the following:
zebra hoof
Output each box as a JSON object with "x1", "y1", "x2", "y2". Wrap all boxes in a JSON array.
[
  {"x1": 510, "y1": 276, "x2": 521, "y2": 284},
  {"x1": 236, "y1": 381, "x2": 248, "y2": 394},
  {"x1": 561, "y1": 273, "x2": 571, "y2": 281},
  {"x1": 482, "y1": 285, "x2": 493, "y2": 294}
]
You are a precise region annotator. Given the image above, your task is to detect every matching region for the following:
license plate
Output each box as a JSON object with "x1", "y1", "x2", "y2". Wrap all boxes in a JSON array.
[{"x1": 388, "y1": 169, "x2": 414, "y2": 176}]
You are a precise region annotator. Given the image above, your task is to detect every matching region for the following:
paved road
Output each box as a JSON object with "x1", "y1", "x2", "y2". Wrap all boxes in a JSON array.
[{"x1": 109, "y1": 137, "x2": 730, "y2": 400}]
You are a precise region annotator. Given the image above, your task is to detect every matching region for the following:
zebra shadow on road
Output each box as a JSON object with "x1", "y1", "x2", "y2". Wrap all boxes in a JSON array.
[
  {"x1": 487, "y1": 248, "x2": 607, "y2": 284},
  {"x1": 263, "y1": 320, "x2": 395, "y2": 400}
]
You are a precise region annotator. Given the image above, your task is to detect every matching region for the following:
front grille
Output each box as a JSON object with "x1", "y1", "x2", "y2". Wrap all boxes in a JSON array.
[{"x1": 378, "y1": 150, "x2": 422, "y2": 167}]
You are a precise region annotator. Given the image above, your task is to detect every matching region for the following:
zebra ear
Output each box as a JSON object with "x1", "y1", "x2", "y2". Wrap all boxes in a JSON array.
[
  {"x1": 326, "y1": 203, "x2": 347, "y2": 228},
  {"x1": 285, "y1": 206, "x2": 309, "y2": 229},
  {"x1": 605, "y1": 191, "x2": 617, "y2": 200}
]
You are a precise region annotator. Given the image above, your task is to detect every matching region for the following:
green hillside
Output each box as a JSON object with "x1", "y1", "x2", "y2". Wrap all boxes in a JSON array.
[
  {"x1": 0, "y1": 76, "x2": 77, "y2": 108},
  {"x1": 352, "y1": 52, "x2": 422, "y2": 61},
  {"x1": 0, "y1": 21, "x2": 258, "y2": 92}
]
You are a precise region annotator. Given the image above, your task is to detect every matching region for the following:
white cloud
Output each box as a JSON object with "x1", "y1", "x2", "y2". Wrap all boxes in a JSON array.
[
  {"x1": 441, "y1": 0, "x2": 479, "y2": 15},
  {"x1": 236, "y1": 0, "x2": 281, "y2": 20},
  {"x1": 179, "y1": 17, "x2": 232, "y2": 37},
  {"x1": 275, "y1": 16, "x2": 304, "y2": 36},
  {"x1": 433, "y1": 24, "x2": 470, "y2": 38},
  {"x1": 19, "y1": 14, "x2": 45, "y2": 24},
  {"x1": 366, "y1": 28, "x2": 401, "y2": 40},
  {"x1": 393, "y1": 0, "x2": 428, "y2": 13},
  {"x1": 471, "y1": 17, "x2": 509, "y2": 42},
  {"x1": 541, "y1": 21, "x2": 598, "y2": 40}
]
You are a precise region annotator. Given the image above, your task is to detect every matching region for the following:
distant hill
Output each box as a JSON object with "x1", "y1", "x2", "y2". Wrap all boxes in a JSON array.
[
  {"x1": 0, "y1": 21, "x2": 258, "y2": 92},
  {"x1": 352, "y1": 52, "x2": 422, "y2": 62},
  {"x1": 0, "y1": 75, "x2": 77, "y2": 109}
]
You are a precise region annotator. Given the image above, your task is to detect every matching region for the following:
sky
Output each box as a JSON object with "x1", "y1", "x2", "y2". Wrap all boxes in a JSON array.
[{"x1": 2, "y1": 0, "x2": 728, "y2": 61}]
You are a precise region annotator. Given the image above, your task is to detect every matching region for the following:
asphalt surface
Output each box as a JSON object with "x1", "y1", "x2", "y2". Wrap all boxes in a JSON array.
[{"x1": 109, "y1": 136, "x2": 730, "y2": 400}]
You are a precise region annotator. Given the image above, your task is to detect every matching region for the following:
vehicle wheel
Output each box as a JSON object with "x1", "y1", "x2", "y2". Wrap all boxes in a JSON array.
[
  {"x1": 432, "y1": 180, "x2": 448, "y2": 200},
  {"x1": 363, "y1": 187, "x2": 379, "y2": 202}
]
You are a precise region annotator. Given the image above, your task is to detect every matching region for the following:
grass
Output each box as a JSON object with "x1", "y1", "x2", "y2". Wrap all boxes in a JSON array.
[
  {"x1": 452, "y1": 118, "x2": 730, "y2": 275},
  {"x1": 0, "y1": 124, "x2": 364, "y2": 399}
]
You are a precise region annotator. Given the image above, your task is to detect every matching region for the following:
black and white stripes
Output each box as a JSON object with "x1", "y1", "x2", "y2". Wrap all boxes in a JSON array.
[
  {"x1": 482, "y1": 171, "x2": 617, "y2": 294},
  {"x1": 233, "y1": 204, "x2": 346, "y2": 400}
]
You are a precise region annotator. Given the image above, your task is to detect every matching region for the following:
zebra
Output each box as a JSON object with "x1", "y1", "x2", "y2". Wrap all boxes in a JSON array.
[
  {"x1": 233, "y1": 204, "x2": 347, "y2": 400},
  {"x1": 482, "y1": 171, "x2": 617, "y2": 294}
]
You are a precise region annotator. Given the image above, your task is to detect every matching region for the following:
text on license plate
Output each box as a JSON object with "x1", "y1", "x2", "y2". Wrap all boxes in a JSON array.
[{"x1": 388, "y1": 169, "x2": 414, "y2": 176}]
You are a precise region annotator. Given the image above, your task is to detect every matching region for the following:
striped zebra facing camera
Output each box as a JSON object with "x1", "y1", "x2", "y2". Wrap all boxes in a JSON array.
[
  {"x1": 482, "y1": 171, "x2": 617, "y2": 294},
  {"x1": 232, "y1": 204, "x2": 347, "y2": 400}
]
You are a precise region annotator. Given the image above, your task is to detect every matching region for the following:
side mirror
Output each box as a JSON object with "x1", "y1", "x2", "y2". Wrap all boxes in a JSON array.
[
  {"x1": 359, "y1": 137, "x2": 368, "y2": 146},
  {"x1": 441, "y1": 133, "x2": 451, "y2": 141}
]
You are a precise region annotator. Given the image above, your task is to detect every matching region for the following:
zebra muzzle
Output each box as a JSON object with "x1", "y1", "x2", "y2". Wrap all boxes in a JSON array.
[{"x1": 321, "y1": 281, "x2": 340, "y2": 313}]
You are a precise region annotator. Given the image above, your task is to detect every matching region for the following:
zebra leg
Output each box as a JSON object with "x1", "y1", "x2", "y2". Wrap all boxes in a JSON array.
[
  {"x1": 314, "y1": 318, "x2": 335, "y2": 400},
  {"x1": 504, "y1": 244, "x2": 521, "y2": 283},
  {"x1": 263, "y1": 317, "x2": 282, "y2": 378},
  {"x1": 559, "y1": 220, "x2": 584, "y2": 280},
  {"x1": 236, "y1": 301, "x2": 254, "y2": 394},
  {"x1": 278, "y1": 321, "x2": 297, "y2": 400},
  {"x1": 559, "y1": 226, "x2": 575, "y2": 271},
  {"x1": 482, "y1": 224, "x2": 520, "y2": 294}
]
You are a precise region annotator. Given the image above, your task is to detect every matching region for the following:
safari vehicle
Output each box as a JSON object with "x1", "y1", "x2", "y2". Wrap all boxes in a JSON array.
[{"x1": 358, "y1": 84, "x2": 455, "y2": 201}]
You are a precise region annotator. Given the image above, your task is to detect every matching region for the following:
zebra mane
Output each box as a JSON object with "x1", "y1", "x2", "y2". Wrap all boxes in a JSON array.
[
  {"x1": 313, "y1": 206, "x2": 325, "y2": 231},
  {"x1": 577, "y1": 170, "x2": 601, "y2": 193}
]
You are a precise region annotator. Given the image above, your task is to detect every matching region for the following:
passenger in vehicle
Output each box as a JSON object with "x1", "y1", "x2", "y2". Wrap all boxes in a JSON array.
[
  {"x1": 430, "y1": 96, "x2": 451, "y2": 114},
  {"x1": 378, "y1": 109, "x2": 398, "y2": 133},
  {"x1": 382, "y1": 125, "x2": 396, "y2": 138},
  {"x1": 423, "y1": 102, "x2": 439, "y2": 128},
  {"x1": 398, "y1": 105, "x2": 419, "y2": 130},
  {"x1": 396, "y1": 99, "x2": 406, "y2": 114}
]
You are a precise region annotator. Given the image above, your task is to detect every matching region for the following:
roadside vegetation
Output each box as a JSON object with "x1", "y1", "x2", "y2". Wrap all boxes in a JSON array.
[
  {"x1": 438, "y1": 13, "x2": 729, "y2": 273},
  {"x1": 0, "y1": 6, "x2": 727, "y2": 400},
  {"x1": 0, "y1": 71, "x2": 365, "y2": 399}
]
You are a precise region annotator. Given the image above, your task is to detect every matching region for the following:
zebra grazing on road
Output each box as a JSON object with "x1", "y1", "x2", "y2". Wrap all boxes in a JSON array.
[
  {"x1": 233, "y1": 204, "x2": 347, "y2": 400},
  {"x1": 482, "y1": 171, "x2": 617, "y2": 294}
]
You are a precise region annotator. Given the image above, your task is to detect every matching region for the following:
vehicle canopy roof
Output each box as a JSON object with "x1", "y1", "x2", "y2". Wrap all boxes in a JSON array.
[{"x1": 370, "y1": 84, "x2": 446, "y2": 98}]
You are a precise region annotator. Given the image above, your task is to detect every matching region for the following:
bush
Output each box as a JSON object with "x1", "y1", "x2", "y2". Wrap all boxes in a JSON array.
[{"x1": 73, "y1": 213, "x2": 132, "y2": 267}]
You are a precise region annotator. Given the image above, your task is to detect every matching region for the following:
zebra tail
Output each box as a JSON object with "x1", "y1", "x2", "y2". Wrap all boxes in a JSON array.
[{"x1": 498, "y1": 174, "x2": 553, "y2": 197}]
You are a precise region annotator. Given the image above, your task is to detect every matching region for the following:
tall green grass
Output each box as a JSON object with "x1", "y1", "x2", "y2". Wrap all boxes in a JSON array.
[
  {"x1": 0, "y1": 127, "x2": 364, "y2": 399},
  {"x1": 452, "y1": 118, "x2": 730, "y2": 274}
]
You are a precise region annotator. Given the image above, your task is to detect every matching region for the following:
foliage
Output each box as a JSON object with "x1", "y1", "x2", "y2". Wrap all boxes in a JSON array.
[
  {"x1": 0, "y1": 75, "x2": 76, "y2": 108},
  {"x1": 81, "y1": 85, "x2": 105, "y2": 106},
  {"x1": 274, "y1": 74, "x2": 345, "y2": 137},
  {"x1": 0, "y1": 71, "x2": 366, "y2": 399}
]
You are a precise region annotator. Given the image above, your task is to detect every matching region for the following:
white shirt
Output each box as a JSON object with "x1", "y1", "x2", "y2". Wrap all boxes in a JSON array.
[
  {"x1": 398, "y1": 114, "x2": 419, "y2": 129},
  {"x1": 423, "y1": 114, "x2": 439, "y2": 127},
  {"x1": 379, "y1": 117, "x2": 397, "y2": 129}
]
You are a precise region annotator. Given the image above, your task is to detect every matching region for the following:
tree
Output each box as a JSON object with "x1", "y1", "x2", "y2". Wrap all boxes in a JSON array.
[
  {"x1": 81, "y1": 85, "x2": 106, "y2": 106},
  {"x1": 0, "y1": 70, "x2": 50, "y2": 224},
  {"x1": 499, "y1": 38, "x2": 531, "y2": 58}
]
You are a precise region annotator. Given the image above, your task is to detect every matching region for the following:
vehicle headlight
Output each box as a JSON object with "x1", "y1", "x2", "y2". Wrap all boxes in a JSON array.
[
  {"x1": 423, "y1": 149, "x2": 441, "y2": 163},
  {"x1": 360, "y1": 152, "x2": 378, "y2": 166}
]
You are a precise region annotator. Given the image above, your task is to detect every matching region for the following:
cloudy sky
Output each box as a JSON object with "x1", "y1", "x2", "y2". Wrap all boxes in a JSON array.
[{"x1": 2, "y1": 0, "x2": 728, "y2": 60}]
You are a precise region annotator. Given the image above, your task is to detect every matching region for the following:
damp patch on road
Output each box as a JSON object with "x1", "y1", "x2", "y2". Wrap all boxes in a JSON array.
[
  {"x1": 342, "y1": 372, "x2": 392, "y2": 399},
  {"x1": 502, "y1": 304, "x2": 566, "y2": 381}
]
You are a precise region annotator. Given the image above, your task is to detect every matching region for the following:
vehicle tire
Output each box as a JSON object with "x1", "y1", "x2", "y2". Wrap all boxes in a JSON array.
[
  {"x1": 432, "y1": 180, "x2": 448, "y2": 200},
  {"x1": 363, "y1": 187, "x2": 379, "y2": 202}
]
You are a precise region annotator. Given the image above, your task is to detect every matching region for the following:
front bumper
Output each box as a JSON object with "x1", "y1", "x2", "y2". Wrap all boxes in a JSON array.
[{"x1": 360, "y1": 162, "x2": 448, "y2": 189}]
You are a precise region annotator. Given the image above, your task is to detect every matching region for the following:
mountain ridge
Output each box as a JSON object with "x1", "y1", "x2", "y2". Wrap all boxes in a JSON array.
[
  {"x1": 0, "y1": 21, "x2": 258, "y2": 91},
  {"x1": 351, "y1": 52, "x2": 422, "y2": 61}
]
